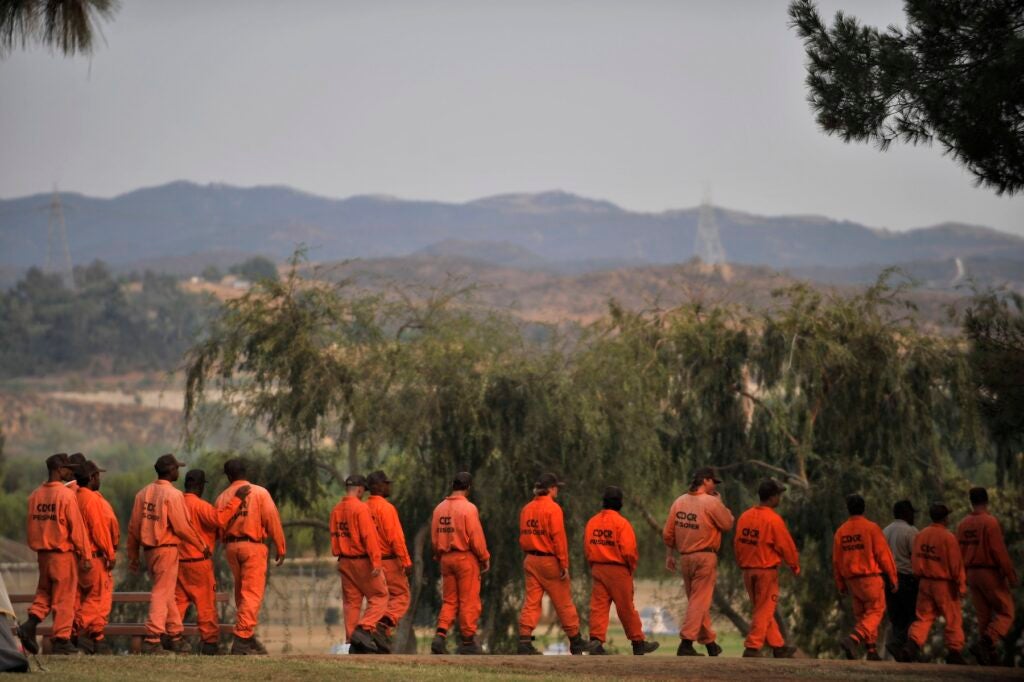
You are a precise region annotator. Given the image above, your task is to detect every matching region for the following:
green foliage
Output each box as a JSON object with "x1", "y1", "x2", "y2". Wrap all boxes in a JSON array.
[
  {"x1": 228, "y1": 256, "x2": 279, "y2": 284},
  {"x1": 0, "y1": 0, "x2": 118, "y2": 57},
  {"x1": 0, "y1": 262, "x2": 213, "y2": 377},
  {"x1": 789, "y1": 0, "x2": 1024, "y2": 195}
]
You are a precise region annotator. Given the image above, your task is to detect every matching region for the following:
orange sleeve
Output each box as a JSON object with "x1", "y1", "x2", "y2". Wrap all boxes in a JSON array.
[
  {"x1": 84, "y1": 495, "x2": 116, "y2": 560},
  {"x1": 430, "y1": 506, "x2": 441, "y2": 557},
  {"x1": 467, "y1": 506, "x2": 490, "y2": 562},
  {"x1": 359, "y1": 506, "x2": 382, "y2": 569},
  {"x1": 772, "y1": 515, "x2": 800, "y2": 572},
  {"x1": 947, "y1": 532, "x2": 967, "y2": 594},
  {"x1": 619, "y1": 517, "x2": 639, "y2": 574},
  {"x1": 167, "y1": 493, "x2": 207, "y2": 554},
  {"x1": 662, "y1": 501, "x2": 677, "y2": 548},
  {"x1": 832, "y1": 530, "x2": 845, "y2": 591},
  {"x1": 211, "y1": 496, "x2": 242, "y2": 531},
  {"x1": 329, "y1": 505, "x2": 341, "y2": 557},
  {"x1": 709, "y1": 497, "x2": 735, "y2": 532},
  {"x1": 988, "y1": 517, "x2": 1017, "y2": 584},
  {"x1": 550, "y1": 505, "x2": 569, "y2": 571},
  {"x1": 873, "y1": 524, "x2": 897, "y2": 585},
  {"x1": 127, "y1": 492, "x2": 142, "y2": 562},
  {"x1": 385, "y1": 503, "x2": 412, "y2": 567},
  {"x1": 261, "y1": 490, "x2": 287, "y2": 557},
  {"x1": 65, "y1": 492, "x2": 91, "y2": 559}
]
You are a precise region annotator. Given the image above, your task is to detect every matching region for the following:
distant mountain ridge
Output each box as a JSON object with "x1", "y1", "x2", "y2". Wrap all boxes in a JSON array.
[{"x1": 2, "y1": 181, "x2": 1022, "y2": 273}]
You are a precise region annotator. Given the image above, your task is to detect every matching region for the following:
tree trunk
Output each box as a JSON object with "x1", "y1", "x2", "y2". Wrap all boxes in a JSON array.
[{"x1": 393, "y1": 522, "x2": 430, "y2": 653}]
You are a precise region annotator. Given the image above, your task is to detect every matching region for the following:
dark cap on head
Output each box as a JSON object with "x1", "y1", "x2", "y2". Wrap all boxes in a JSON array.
[
  {"x1": 46, "y1": 453, "x2": 72, "y2": 472},
  {"x1": 534, "y1": 472, "x2": 565, "y2": 489},
  {"x1": 69, "y1": 453, "x2": 88, "y2": 466},
  {"x1": 366, "y1": 470, "x2": 391, "y2": 487},
  {"x1": 846, "y1": 493, "x2": 866, "y2": 516},
  {"x1": 345, "y1": 474, "x2": 367, "y2": 488},
  {"x1": 892, "y1": 499, "x2": 916, "y2": 519},
  {"x1": 602, "y1": 485, "x2": 624, "y2": 502},
  {"x1": 758, "y1": 478, "x2": 787, "y2": 501},
  {"x1": 929, "y1": 503, "x2": 951, "y2": 523},
  {"x1": 80, "y1": 461, "x2": 105, "y2": 477},
  {"x1": 184, "y1": 469, "x2": 206, "y2": 488},
  {"x1": 691, "y1": 466, "x2": 722, "y2": 485},
  {"x1": 452, "y1": 471, "x2": 472, "y2": 490},
  {"x1": 969, "y1": 487, "x2": 988, "y2": 506},
  {"x1": 155, "y1": 453, "x2": 186, "y2": 474}
]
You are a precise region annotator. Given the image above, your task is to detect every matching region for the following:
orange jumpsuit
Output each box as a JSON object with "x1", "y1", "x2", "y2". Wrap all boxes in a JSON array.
[
  {"x1": 330, "y1": 496, "x2": 388, "y2": 638},
  {"x1": 128, "y1": 480, "x2": 208, "y2": 642},
  {"x1": 75, "y1": 487, "x2": 118, "y2": 641},
  {"x1": 585, "y1": 509, "x2": 642, "y2": 642},
  {"x1": 26, "y1": 481, "x2": 91, "y2": 640},
  {"x1": 366, "y1": 494, "x2": 412, "y2": 633},
  {"x1": 908, "y1": 523, "x2": 966, "y2": 651},
  {"x1": 518, "y1": 494, "x2": 580, "y2": 638},
  {"x1": 432, "y1": 495, "x2": 490, "y2": 638},
  {"x1": 215, "y1": 481, "x2": 286, "y2": 640},
  {"x1": 956, "y1": 511, "x2": 1017, "y2": 642},
  {"x1": 733, "y1": 505, "x2": 800, "y2": 651},
  {"x1": 95, "y1": 493, "x2": 119, "y2": 639},
  {"x1": 832, "y1": 515, "x2": 897, "y2": 647},
  {"x1": 176, "y1": 493, "x2": 241, "y2": 644},
  {"x1": 663, "y1": 491, "x2": 734, "y2": 644}
]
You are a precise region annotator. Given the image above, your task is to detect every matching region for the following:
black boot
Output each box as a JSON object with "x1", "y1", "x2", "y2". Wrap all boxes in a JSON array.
[
  {"x1": 229, "y1": 635, "x2": 254, "y2": 656},
  {"x1": 865, "y1": 646, "x2": 881, "y2": 661},
  {"x1": 430, "y1": 632, "x2": 448, "y2": 655},
  {"x1": 587, "y1": 638, "x2": 606, "y2": 655},
  {"x1": 969, "y1": 637, "x2": 995, "y2": 666},
  {"x1": 839, "y1": 634, "x2": 860, "y2": 660},
  {"x1": 517, "y1": 636, "x2": 541, "y2": 655},
  {"x1": 676, "y1": 639, "x2": 702, "y2": 656},
  {"x1": 569, "y1": 634, "x2": 587, "y2": 656},
  {"x1": 50, "y1": 638, "x2": 79, "y2": 656},
  {"x1": 633, "y1": 640, "x2": 660, "y2": 655},
  {"x1": 17, "y1": 615, "x2": 40, "y2": 655},
  {"x1": 350, "y1": 628, "x2": 379, "y2": 653},
  {"x1": 457, "y1": 636, "x2": 483, "y2": 655},
  {"x1": 897, "y1": 639, "x2": 920, "y2": 663},
  {"x1": 773, "y1": 645, "x2": 797, "y2": 658},
  {"x1": 200, "y1": 641, "x2": 221, "y2": 656},
  {"x1": 742, "y1": 647, "x2": 762, "y2": 657},
  {"x1": 946, "y1": 649, "x2": 967, "y2": 665},
  {"x1": 705, "y1": 641, "x2": 722, "y2": 657}
]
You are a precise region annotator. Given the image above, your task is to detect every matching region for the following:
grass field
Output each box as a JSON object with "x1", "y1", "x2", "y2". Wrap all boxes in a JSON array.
[{"x1": 31, "y1": 654, "x2": 1024, "y2": 681}]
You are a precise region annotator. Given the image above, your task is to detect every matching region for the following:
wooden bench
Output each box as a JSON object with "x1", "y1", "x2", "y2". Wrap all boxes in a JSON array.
[{"x1": 10, "y1": 591, "x2": 234, "y2": 653}]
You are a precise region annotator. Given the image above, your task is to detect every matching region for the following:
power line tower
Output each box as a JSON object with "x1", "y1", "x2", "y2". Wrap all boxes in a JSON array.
[
  {"x1": 45, "y1": 186, "x2": 75, "y2": 290},
  {"x1": 694, "y1": 189, "x2": 726, "y2": 265}
]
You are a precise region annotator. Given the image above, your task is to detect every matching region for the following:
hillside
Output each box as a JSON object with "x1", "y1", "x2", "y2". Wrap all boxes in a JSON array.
[{"x1": 3, "y1": 182, "x2": 1023, "y2": 275}]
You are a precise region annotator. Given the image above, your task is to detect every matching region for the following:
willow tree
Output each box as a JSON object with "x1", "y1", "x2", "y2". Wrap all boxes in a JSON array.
[{"x1": 1, "y1": 0, "x2": 118, "y2": 56}]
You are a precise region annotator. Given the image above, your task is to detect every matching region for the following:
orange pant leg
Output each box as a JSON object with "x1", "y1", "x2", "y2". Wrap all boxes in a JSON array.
[
  {"x1": 968, "y1": 568, "x2": 1015, "y2": 641},
  {"x1": 436, "y1": 555, "x2": 459, "y2": 634},
  {"x1": 588, "y1": 566, "x2": 612, "y2": 643},
  {"x1": 29, "y1": 552, "x2": 78, "y2": 640},
  {"x1": 594, "y1": 563, "x2": 643, "y2": 642},
  {"x1": 452, "y1": 553, "x2": 482, "y2": 638},
  {"x1": 743, "y1": 568, "x2": 784, "y2": 650},
  {"x1": 176, "y1": 560, "x2": 220, "y2": 644},
  {"x1": 226, "y1": 542, "x2": 268, "y2": 639},
  {"x1": 145, "y1": 546, "x2": 182, "y2": 640},
  {"x1": 382, "y1": 559, "x2": 411, "y2": 630},
  {"x1": 96, "y1": 568, "x2": 113, "y2": 638},
  {"x1": 337, "y1": 557, "x2": 389, "y2": 636},
  {"x1": 908, "y1": 580, "x2": 937, "y2": 647},
  {"x1": 847, "y1": 575, "x2": 886, "y2": 645},
  {"x1": 680, "y1": 553, "x2": 718, "y2": 644},
  {"x1": 937, "y1": 583, "x2": 964, "y2": 652},
  {"x1": 77, "y1": 559, "x2": 108, "y2": 638},
  {"x1": 518, "y1": 555, "x2": 579, "y2": 638}
]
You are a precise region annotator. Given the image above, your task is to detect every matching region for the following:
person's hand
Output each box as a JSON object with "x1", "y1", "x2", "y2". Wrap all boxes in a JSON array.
[
  {"x1": 665, "y1": 555, "x2": 677, "y2": 572},
  {"x1": 275, "y1": 552, "x2": 286, "y2": 567},
  {"x1": 80, "y1": 558, "x2": 92, "y2": 573},
  {"x1": 234, "y1": 485, "x2": 252, "y2": 501},
  {"x1": 404, "y1": 564, "x2": 414, "y2": 577},
  {"x1": 792, "y1": 565, "x2": 801, "y2": 577},
  {"x1": 559, "y1": 568, "x2": 569, "y2": 581},
  {"x1": 106, "y1": 558, "x2": 116, "y2": 571},
  {"x1": 480, "y1": 558, "x2": 490, "y2": 574},
  {"x1": 202, "y1": 545, "x2": 212, "y2": 560},
  {"x1": 371, "y1": 567, "x2": 382, "y2": 578},
  {"x1": 129, "y1": 558, "x2": 140, "y2": 574}
]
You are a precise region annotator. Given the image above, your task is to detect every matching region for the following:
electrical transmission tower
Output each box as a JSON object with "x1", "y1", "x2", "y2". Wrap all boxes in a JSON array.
[
  {"x1": 46, "y1": 186, "x2": 75, "y2": 290},
  {"x1": 694, "y1": 189, "x2": 726, "y2": 265}
]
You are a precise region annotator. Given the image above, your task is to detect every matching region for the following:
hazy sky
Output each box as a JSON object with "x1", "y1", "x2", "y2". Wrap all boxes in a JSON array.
[{"x1": 1, "y1": 0, "x2": 1021, "y2": 234}]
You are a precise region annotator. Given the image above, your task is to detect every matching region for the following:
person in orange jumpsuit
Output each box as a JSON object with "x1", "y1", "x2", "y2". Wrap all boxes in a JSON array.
[
  {"x1": 663, "y1": 466, "x2": 734, "y2": 656},
  {"x1": 128, "y1": 454, "x2": 210, "y2": 655},
  {"x1": 733, "y1": 478, "x2": 800, "y2": 659},
  {"x1": 516, "y1": 472, "x2": 587, "y2": 656},
  {"x1": 365, "y1": 470, "x2": 412, "y2": 653},
  {"x1": 329, "y1": 474, "x2": 388, "y2": 654},
  {"x1": 215, "y1": 458, "x2": 286, "y2": 656},
  {"x1": 74, "y1": 461, "x2": 118, "y2": 655},
  {"x1": 832, "y1": 494, "x2": 898, "y2": 661},
  {"x1": 19, "y1": 454, "x2": 92, "y2": 656},
  {"x1": 585, "y1": 486, "x2": 658, "y2": 656},
  {"x1": 92, "y1": 463, "x2": 120, "y2": 653},
  {"x1": 176, "y1": 469, "x2": 248, "y2": 655},
  {"x1": 899, "y1": 503, "x2": 967, "y2": 665},
  {"x1": 956, "y1": 487, "x2": 1018, "y2": 666},
  {"x1": 430, "y1": 472, "x2": 490, "y2": 655}
]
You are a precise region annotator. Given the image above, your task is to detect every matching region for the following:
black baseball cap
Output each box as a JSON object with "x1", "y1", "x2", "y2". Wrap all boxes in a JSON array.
[
  {"x1": 452, "y1": 472, "x2": 472, "y2": 490},
  {"x1": 602, "y1": 485, "x2": 624, "y2": 502},
  {"x1": 929, "y1": 503, "x2": 951, "y2": 522},
  {"x1": 691, "y1": 466, "x2": 722, "y2": 484},
  {"x1": 69, "y1": 453, "x2": 88, "y2": 466},
  {"x1": 345, "y1": 473, "x2": 367, "y2": 488},
  {"x1": 366, "y1": 470, "x2": 391, "y2": 487},
  {"x1": 892, "y1": 499, "x2": 916, "y2": 517},
  {"x1": 80, "y1": 461, "x2": 105, "y2": 477},
  {"x1": 46, "y1": 453, "x2": 72, "y2": 471},
  {"x1": 155, "y1": 453, "x2": 186, "y2": 474},
  {"x1": 758, "y1": 478, "x2": 787, "y2": 501},
  {"x1": 535, "y1": 472, "x2": 566, "y2": 489},
  {"x1": 184, "y1": 469, "x2": 206, "y2": 487}
]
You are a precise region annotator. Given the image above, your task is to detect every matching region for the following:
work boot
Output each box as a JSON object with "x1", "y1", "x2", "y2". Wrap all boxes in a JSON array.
[
  {"x1": 92, "y1": 637, "x2": 114, "y2": 656},
  {"x1": 430, "y1": 633, "x2": 448, "y2": 655},
  {"x1": 773, "y1": 645, "x2": 797, "y2": 658},
  {"x1": 50, "y1": 638, "x2": 79, "y2": 655},
  {"x1": 865, "y1": 646, "x2": 881, "y2": 661},
  {"x1": 350, "y1": 627, "x2": 379, "y2": 653},
  {"x1": 569, "y1": 634, "x2": 587, "y2": 656},
  {"x1": 17, "y1": 615, "x2": 40, "y2": 655},
  {"x1": 78, "y1": 635, "x2": 97, "y2": 655},
  {"x1": 141, "y1": 639, "x2": 172, "y2": 656},
  {"x1": 517, "y1": 636, "x2": 541, "y2": 655},
  {"x1": 200, "y1": 641, "x2": 221, "y2": 656},
  {"x1": 897, "y1": 639, "x2": 920, "y2": 663},
  {"x1": 742, "y1": 647, "x2": 762, "y2": 658},
  {"x1": 633, "y1": 640, "x2": 660, "y2": 655},
  {"x1": 370, "y1": 628, "x2": 392, "y2": 654},
  {"x1": 946, "y1": 649, "x2": 967, "y2": 665},
  {"x1": 229, "y1": 635, "x2": 255, "y2": 656},
  {"x1": 159, "y1": 633, "x2": 173, "y2": 651},
  {"x1": 587, "y1": 638, "x2": 606, "y2": 655},
  {"x1": 250, "y1": 636, "x2": 269, "y2": 655},
  {"x1": 456, "y1": 636, "x2": 483, "y2": 655},
  {"x1": 885, "y1": 642, "x2": 901, "y2": 661},
  {"x1": 840, "y1": 634, "x2": 860, "y2": 660},
  {"x1": 969, "y1": 637, "x2": 994, "y2": 666},
  {"x1": 676, "y1": 639, "x2": 703, "y2": 656},
  {"x1": 705, "y1": 641, "x2": 722, "y2": 657},
  {"x1": 168, "y1": 636, "x2": 192, "y2": 655}
]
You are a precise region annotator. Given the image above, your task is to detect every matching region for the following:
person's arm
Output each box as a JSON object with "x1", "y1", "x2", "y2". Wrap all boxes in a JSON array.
[
  {"x1": 873, "y1": 525, "x2": 898, "y2": 589},
  {"x1": 262, "y1": 491, "x2": 287, "y2": 564},
  {"x1": 774, "y1": 517, "x2": 801, "y2": 575},
  {"x1": 832, "y1": 530, "x2": 845, "y2": 593},
  {"x1": 467, "y1": 507, "x2": 490, "y2": 567},
  {"x1": 360, "y1": 507, "x2": 383, "y2": 571},
  {"x1": 84, "y1": 496, "x2": 116, "y2": 562},
  {"x1": 709, "y1": 498, "x2": 735, "y2": 532},
  {"x1": 430, "y1": 507, "x2": 441, "y2": 561},
  {"x1": 65, "y1": 494, "x2": 92, "y2": 570},
  {"x1": 988, "y1": 518, "x2": 1018, "y2": 586},
  {"x1": 663, "y1": 501, "x2": 678, "y2": 571},
  {"x1": 329, "y1": 506, "x2": 341, "y2": 557},
  {"x1": 948, "y1": 533, "x2": 967, "y2": 596},
  {"x1": 551, "y1": 506, "x2": 569, "y2": 576},
  {"x1": 127, "y1": 494, "x2": 142, "y2": 568},
  {"x1": 167, "y1": 494, "x2": 208, "y2": 556},
  {"x1": 620, "y1": 519, "x2": 639, "y2": 575},
  {"x1": 387, "y1": 504, "x2": 413, "y2": 569},
  {"x1": 213, "y1": 494, "x2": 244, "y2": 529}
]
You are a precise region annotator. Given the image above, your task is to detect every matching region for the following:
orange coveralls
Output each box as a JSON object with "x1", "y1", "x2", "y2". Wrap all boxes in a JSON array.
[
  {"x1": 585, "y1": 509, "x2": 642, "y2": 643},
  {"x1": 127, "y1": 480, "x2": 208, "y2": 642},
  {"x1": 330, "y1": 496, "x2": 388, "y2": 638},
  {"x1": 663, "y1": 491, "x2": 735, "y2": 644},
  {"x1": 27, "y1": 481, "x2": 91, "y2": 640},
  {"x1": 215, "y1": 481, "x2": 286, "y2": 640},
  {"x1": 518, "y1": 494, "x2": 580, "y2": 638},
  {"x1": 366, "y1": 494, "x2": 413, "y2": 633},
  {"x1": 432, "y1": 495, "x2": 490, "y2": 638},
  {"x1": 957, "y1": 511, "x2": 1017, "y2": 642},
  {"x1": 733, "y1": 506, "x2": 800, "y2": 651},
  {"x1": 832, "y1": 515, "x2": 898, "y2": 647},
  {"x1": 908, "y1": 523, "x2": 966, "y2": 652},
  {"x1": 75, "y1": 487, "x2": 118, "y2": 641},
  {"x1": 175, "y1": 493, "x2": 241, "y2": 644}
]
